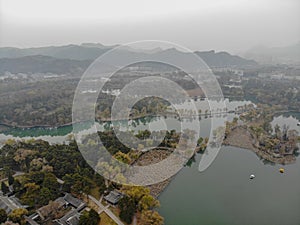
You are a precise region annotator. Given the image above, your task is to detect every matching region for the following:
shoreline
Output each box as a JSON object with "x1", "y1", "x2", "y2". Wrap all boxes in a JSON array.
[
  {"x1": 0, "y1": 112, "x2": 220, "y2": 130},
  {"x1": 1, "y1": 109, "x2": 299, "y2": 130},
  {"x1": 153, "y1": 141, "x2": 298, "y2": 198},
  {"x1": 223, "y1": 125, "x2": 297, "y2": 165}
]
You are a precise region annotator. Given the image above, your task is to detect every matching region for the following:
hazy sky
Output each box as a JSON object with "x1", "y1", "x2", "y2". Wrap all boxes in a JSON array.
[{"x1": 0, "y1": 0, "x2": 299, "y2": 52}]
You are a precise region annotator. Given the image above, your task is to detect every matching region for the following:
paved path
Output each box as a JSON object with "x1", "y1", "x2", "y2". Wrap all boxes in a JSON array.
[
  {"x1": 98, "y1": 204, "x2": 110, "y2": 214},
  {"x1": 88, "y1": 195, "x2": 124, "y2": 225},
  {"x1": 141, "y1": 146, "x2": 173, "y2": 153},
  {"x1": 133, "y1": 215, "x2": 137, "y2": 225}
]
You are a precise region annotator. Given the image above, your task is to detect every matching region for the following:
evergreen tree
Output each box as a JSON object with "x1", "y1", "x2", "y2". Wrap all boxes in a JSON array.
[
  {"x1": 118, "y1": 196, "x2": 136, "y2": 224},
  {"x1": 0, "y1": 208, "x2": 7, "y2": 223},
  {"x1": 12, "y1": 179, "x2": 21, "y2": 192},
  {"x1": 8, "y1": 172, "x2": 15, "y2": 186},
  {"x1": 1, "y1": 182, "x2": 9, "y2": 194},
  {"x1": 79, "y1": 209, "x2": 100, "y2": 225}
]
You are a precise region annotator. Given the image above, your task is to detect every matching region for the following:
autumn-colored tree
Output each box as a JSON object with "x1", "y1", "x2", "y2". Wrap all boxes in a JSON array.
[
  {"x1": 114, "y1": 151, "x2": 131, "y2": 164},
  {"x1": 8, "y1": 208, "x2": 28, "y2": 225},
  {"x1": 140, "y1": 210, "x2": 164, "y2": 225},
  {"x1": 138, "y1": 194, "x2": 160, "y2": 211},
  {"x1": 123, "y1": 186, "x2": 150, "y2": 205},
  {"x1": 21, "y1": 183, "x2": 40, "y2": 207},
  {"x1": 96, "y1": 161, "x2": 127, "y2": 184}
]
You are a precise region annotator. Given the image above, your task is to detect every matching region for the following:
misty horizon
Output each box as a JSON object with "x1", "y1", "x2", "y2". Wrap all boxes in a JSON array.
[
  {"x1": 1, "y1": 0, "x2": 299, "y2": 53},
  {"x1": 0, "y1": 41, "x2": 299, "y2": 55}
]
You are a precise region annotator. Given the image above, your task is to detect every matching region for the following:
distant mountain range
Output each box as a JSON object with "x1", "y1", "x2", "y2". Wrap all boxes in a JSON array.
[
  {"x1": 195, "y1": 50, "x2": 257, "y2": 68},
  {"x1": 0, "y1": 55, "x2": 91, "y2": 75},
  {"x1": 244, "y1": 42, "x2": 300, "y2": 64},
  {"x1": 0, "y1": 44, "x2": 257, "y2": 75},
  {"x1": 0, "y1": 43, "x2": 113, "y2": 61}
]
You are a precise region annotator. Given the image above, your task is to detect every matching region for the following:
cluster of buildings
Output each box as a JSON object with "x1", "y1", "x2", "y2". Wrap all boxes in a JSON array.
[
  {"x1": 0, "y1": 192, "x2": 86, "y2": 225},
  {"x1": 31, "y1": 193, "x2": 86, "y2": 225},
  {"x1": 1, "y1": 169, "x2": 124, "y2": 225},
  {"x1": 0, "y1": 194, "x2": 27, "y2": 214}
]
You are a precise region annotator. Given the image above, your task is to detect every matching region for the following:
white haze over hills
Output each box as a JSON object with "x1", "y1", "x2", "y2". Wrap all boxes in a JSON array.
[
  {"x1": 0, "y1": 0, "x2": 299, "y2": 53},
  {"x1": 243, "y1": 42, "x2": 300, "y2": 64},
  {"x1": 0, "y1": 43, "x2": 258, "y2": 76}
]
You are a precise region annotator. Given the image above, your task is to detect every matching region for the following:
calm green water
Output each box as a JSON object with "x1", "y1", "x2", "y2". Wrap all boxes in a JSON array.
[
  {"x1": 158, "y1": 146, "x2": 300, "y2": 225},
  {"x1": 0, "y1": 99, "x2": 250, "y2": 139}
]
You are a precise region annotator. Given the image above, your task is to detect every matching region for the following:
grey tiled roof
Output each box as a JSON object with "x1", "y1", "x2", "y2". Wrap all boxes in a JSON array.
[
  {"x1": 64, "y1": 193, "x2": 84, "y2": 208},
  {"x1": 25, "y1": 216, "x2": 40, "y2": 225},
  {"x1": 104, "y1": 190, "x2": 123, "y2": 205},
  {"x1": 54, "y1": 209, "x2": 80, "y2": 225},
  {"x1": 0, "y1": 195, "x2": 24, "y2": 214}
]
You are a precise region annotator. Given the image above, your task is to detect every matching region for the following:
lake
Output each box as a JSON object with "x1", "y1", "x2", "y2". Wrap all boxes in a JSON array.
[
  {"x1": 158, "y1": 146, "x2": 300, "y2": 225},
  {"x1": 158, "y1": 113, "x2": 300, "y2": 225}
]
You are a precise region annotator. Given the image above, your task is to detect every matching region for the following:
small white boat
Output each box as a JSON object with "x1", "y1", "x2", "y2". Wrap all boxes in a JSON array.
[
  {"x1": 250, "y1": 174, "x2": 255, "y2": 179},
  {"x1": 297, "y1": 122, "x2": 300, "y2": 126}
]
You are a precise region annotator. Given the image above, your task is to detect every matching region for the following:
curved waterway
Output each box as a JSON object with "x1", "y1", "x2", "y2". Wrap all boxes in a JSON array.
[{"x1": 0, "y1": 100, "x2": 252, "y2": 146}]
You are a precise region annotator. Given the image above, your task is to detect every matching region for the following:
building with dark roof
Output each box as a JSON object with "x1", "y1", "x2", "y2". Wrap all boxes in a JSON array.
[
  {"x1": 28, "y1": 193, "x2": 86, "y2": 225},
  {"x1": 0, "y1": 195, "x2": 26, "y2": 214},
  {"x1": 53, "y1": 209, "x2": 80, "y2": 225},
  {"x1": 25, "y1": 216, "x2": 40, "y2": 225},
  {"x1": 63, "y1": 193, "x2": 86, "y2": 211},
  {"x1": 103, "y1": 190, "x2": 123, "y2": 205},
  {"x1": 36, "y1": 198, "x2": 66, "y2": 221},
  {"x1": 35, "y1": 193, "x2": 86, "y2": 221}
]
